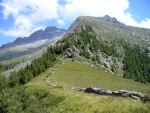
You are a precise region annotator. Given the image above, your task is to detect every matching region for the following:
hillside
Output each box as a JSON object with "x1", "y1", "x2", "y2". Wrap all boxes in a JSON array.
[
  {"x1": 23, "y1": 61, "x2": 150, "y2": 113},
  {"x1": 57, "y1": 15, "x2": 150, "y2": 83}
]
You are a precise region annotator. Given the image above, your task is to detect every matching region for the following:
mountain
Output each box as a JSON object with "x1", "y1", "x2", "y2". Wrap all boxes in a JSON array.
[
  {"x1": 0, "y1": 26, "x2": 66, "y2": 61},
  {"x1": 0, "y1": 26, "x2": 66, "y2": 50},
  {"x1": 1, "y1": 15, "x2": 150, "y2": 83},
  {"x1": 57, "y1": 15, "x2": 150, "y2": 83},
  {"x1": 66, "y1": 15, "x2": 150, "y2": 47}
]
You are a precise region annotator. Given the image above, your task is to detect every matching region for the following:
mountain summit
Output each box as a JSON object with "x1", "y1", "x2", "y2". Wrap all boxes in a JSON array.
[{"x1": 101, "y1": 15, "x2": 125, "y2": 25}]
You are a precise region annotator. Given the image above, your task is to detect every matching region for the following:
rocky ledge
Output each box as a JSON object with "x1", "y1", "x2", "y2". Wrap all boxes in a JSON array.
[{"x1": 73, "y1": 87, "x2": 150, "y2": 102}]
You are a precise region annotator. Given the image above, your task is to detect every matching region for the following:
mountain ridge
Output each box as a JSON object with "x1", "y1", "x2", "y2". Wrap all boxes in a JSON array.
[
  {"x1": 66, "y1": 15, "x2": 150, "y2": 47},
  {"x1": 0, "y1": 26, "x2": 66, "y2": 50},
  {"x1": 0, "y1": 26, "x2": 66, "y2": 61}
]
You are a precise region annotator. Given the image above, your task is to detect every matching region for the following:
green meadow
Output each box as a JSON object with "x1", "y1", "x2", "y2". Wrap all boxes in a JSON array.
[
  {"x1": 22, "y1": 60, "x2": 150, "y2": 113},
  {"x1": 51, "y1": 60, "x2": 150, "y2": 94}
]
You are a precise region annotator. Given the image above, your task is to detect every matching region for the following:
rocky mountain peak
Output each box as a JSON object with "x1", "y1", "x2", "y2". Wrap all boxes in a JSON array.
[
  {"x1": 101, "y1": 15, "x2": 124, "y2": 25},
  {"x1": 29, "y1": 29, "x2": 43, "y2": 38},
  {"x1": 44, "y1": 26, "x2": 58, "y2": 31}
]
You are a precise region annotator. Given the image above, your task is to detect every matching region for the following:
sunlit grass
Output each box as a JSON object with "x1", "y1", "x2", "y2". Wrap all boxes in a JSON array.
[
  {"x1": 23, "y1": 60, "x2": 150, "y2": 113},
  {"x1": 51, "y1": 60, "x2": 150, "y2": 94}
]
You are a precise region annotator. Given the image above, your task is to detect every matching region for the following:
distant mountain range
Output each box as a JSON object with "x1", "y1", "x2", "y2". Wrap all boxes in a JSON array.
[
  {"x1": 0, "y1": 26, "x2": 66, "y2": 61},
  {"x1": 0, "y1": 26, "x2": 66, "y2": 50}
]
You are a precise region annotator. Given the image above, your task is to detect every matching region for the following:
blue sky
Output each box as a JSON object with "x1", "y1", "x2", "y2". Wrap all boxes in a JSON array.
[{"x1": 0, "y1": 0, "x2": 150, "y2": 46}]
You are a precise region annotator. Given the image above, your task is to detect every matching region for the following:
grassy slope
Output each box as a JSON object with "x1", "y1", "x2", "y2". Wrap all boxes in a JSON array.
[
  {"x1": 24, "y1": 60, "x2": 150, "y2": 113},
  {"x1": 51, "y1": 60, "x2": 150, "y2": 94}
]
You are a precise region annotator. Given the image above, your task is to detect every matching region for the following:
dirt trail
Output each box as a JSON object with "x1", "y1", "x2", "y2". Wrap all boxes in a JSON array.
[{"x1": 44, "y1": 58, "x2": 64, "y2": 87}]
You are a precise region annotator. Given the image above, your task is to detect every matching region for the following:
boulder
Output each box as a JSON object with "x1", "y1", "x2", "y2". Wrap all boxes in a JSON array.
[
  {"x1": 128, "y1": 91, "x2": 144, "y2": 98},
  {"x1": 118, "y1": 90, "x2": 129, "y2": 97},
  {"x1": 65, "y1": 51, "x2": 72, "y2": 57},
  {"x1": 112, "y1": 91, "x2": 122, "y2": 96},
  {"x1": 130, "y1": 95, "x2": 140, "y2": 100},
  {"x1": 97, "y1": 89, "x2": 112, "y2": 95},
  {"x1": 84, "y1": 87, "x2": 99, "y2": 94},
  {"x1": 105, "y1": 90, "x2": 112, "y2": 95}
]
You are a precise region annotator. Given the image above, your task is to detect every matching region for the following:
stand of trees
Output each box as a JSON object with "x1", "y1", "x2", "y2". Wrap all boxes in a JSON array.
[{"x1": 123, "y1": 46, "x2": 150, "y2": 83}]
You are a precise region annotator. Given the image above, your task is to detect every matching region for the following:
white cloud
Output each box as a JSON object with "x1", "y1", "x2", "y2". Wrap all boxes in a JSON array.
[
  {"x1": 57, "y1": 19, "x2": 65, "y2": 25},
  {"x1": 1, "y1": 0, "x2": 150, "y2": 38},
  {"x1": 0, "y1": 0, "x2": 59, "y2": 37},
  {"x1": 59, "y1": 0, "x2": 129, "y2": 21},
  {"x1": 138, "y1": 18, "x2": 150, "y2": 28},
  {"x1": 1, "y1": 25, "x2": 45, "y2": 37}
]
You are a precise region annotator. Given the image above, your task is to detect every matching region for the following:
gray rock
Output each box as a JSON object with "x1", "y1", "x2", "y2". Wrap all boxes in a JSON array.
[
  {"x1": 97, "y1": 89, "x2": 112, "y2": 95},
  {"x1": 118, "y1": 90, "x2": 129, "y2": 97},
  {"x1": 84, "y1": 87, "x2": 112, "y2": 95},
  {"x1": 105, "y1": 90, "x2": 112, "y2": 95},
  {"x1": 112, "y1": 91, "x2": 121, "y2": 96},
  {"x1": 130, "y1": 95, "x2": 140, "y2": 100},
  {"x1": 65, "y1": 51, "x2": 72, "y2": 57},
  {"x1": 67, "y1": 48, "x2": 73, "y2": 53},
  {"x1": 128, "y1": 91, "x2": 144, "y2": 98},
  {"x1": 84, "y1": 87, "x2": 99, "y2": 94}
]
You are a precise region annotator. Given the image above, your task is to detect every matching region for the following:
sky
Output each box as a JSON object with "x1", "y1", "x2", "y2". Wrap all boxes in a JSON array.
[{"x1": 0, "y1": 0, "x2": 150, "y2": 46}]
